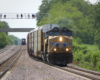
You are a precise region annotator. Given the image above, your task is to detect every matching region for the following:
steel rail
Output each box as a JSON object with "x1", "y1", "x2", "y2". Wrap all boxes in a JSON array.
[{"x1": 0, "y1": 48, "x2": 23, "y2": 78}]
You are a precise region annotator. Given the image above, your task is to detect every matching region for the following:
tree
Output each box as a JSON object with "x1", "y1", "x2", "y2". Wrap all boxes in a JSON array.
[
  {"x1": 8, "y1": 36, "x2": 13, "y2": 45},
  {"x1": 9, "y1": 35, "x2": 21, "y2": 45},
  {"x1": 0, "y1": 32, "x2": 8, "y2": 48},
  {"x1": 93, "y1": 2, "x2": 100, "y2": 29},
  {"x1": 94, "y1": 28, "x2": 100, "y2": 50},
  {"x1": 2, "y1": 21, "x2": 10, "y2": 35},
  {"x1": 14, "y1": 39, "x2": 18, "y2": 45},
  {"x1": 57, "y1": 17, "x2": 69, "y2": 28},
  {"x1": 93, "y1": 2, "x2": 100, "y2": 49},
  {"x1": 0, "y1": 21, "x2": 3, "y2": 28}
]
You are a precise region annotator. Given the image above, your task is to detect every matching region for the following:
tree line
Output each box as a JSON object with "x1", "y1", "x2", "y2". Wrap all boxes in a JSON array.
[{"x1": 37, "y1": 0, "x2": 100, "y2": 47}]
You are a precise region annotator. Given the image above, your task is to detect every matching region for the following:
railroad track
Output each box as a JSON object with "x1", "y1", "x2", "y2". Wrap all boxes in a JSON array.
[
  {"x1": 30, "y1": 55, "x2": 100, "y2": 80},
  {"x1": 0, "y1": 45, "x2": 13, "y2": 54},
  {"x1": 0, "y1": 46, "x2": 24, "y2": 78}
]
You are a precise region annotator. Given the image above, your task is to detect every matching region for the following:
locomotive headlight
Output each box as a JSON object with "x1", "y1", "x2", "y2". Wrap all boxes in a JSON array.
[
  {"x1": 54, "y1": 48, "x2": 57, "y2": 51},
  {"x1": 66, "y1": 48, "x2": 69, "y2": 51},
  {"x1": 59, "y1": 37, "x2": 62, "y2": 41},
  {"x1": 23, "y1": 40, "x2": 24, "y2": 41}
]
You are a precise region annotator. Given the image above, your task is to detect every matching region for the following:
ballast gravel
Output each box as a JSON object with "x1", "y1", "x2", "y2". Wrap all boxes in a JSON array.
[
  {"x1": 0, "y1": 45, "x2": 20, "y2": 63},
  {"x1": 3, "y1": 46, "x2": 89, "y2": 80}
]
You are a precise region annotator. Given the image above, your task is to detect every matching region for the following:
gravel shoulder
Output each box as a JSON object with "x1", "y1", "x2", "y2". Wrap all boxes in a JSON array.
[
  {"x1": 2, "y1": 46, "x2": 90, "y2": 80},
  {"x1": 0, "y1": 45, "x2": 20, "y2": 63}
]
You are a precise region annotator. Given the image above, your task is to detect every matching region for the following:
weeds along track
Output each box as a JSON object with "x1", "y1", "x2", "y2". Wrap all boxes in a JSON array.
[
  {"x1": 30, "y1": 55, "x2": 100, "y2": 80},
  {"x1": 0, "y1": 45, "x2": 24, "y2": 78}
]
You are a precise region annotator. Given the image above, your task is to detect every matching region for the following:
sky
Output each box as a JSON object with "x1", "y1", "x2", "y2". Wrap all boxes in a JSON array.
[{"x1": 0, "y1": 0, "x2": 97, "y2": 40}]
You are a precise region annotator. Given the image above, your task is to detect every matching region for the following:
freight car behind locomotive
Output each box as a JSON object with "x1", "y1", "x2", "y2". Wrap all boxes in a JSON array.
[
  {"x1": 27, "y1": 24, "x2": 73, "y2": 65},
  {"x1": 21, "y1": 38, "x2": 26, "y2": 45}
]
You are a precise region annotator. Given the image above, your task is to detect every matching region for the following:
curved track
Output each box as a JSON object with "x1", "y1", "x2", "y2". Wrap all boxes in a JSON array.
[{"x1": 0, "y1": 46, "x2": 24, "y2": 78}]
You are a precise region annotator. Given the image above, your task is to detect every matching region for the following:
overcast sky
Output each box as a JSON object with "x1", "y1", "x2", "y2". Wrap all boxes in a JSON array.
[{"x1": 0, "y1": 0, "x2": 97, "y2": 40}]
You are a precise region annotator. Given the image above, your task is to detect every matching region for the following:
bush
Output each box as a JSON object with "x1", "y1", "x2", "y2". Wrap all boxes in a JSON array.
[{"x1": 91, "y1": 51, "x2": 100, "y2": 68}]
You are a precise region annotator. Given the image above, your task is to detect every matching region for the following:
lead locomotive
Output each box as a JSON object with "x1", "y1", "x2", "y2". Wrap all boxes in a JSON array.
[{"x1": 27, "y1": 24, "x2": 73, "y2": 65}]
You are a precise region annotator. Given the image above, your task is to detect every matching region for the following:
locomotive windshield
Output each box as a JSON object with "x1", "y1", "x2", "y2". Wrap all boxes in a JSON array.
[
  {"x1": 61, "y1": 32, "x2": 72, "y2": 36},
  {"x1": 61, "y1": 28, "x2": 72, "y2": 36},
  {"x1": 49, "y1": 31, "x2": 59, "y2": 36},
  {"x1": 49, "y1": 27, "x2": 59, "y2": 36}
]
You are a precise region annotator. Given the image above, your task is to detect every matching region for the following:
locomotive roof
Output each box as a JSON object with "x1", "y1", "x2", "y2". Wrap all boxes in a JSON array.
[{"x1": 28, "y1": 24, "x2": 59, "y2": 34}]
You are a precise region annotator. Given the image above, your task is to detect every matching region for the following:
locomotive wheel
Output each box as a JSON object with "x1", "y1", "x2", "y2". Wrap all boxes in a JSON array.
[
  {"x1": 42, "y1": 54, "x2": 44, "y2": 61},
  {"x1": 42, "y1": 54, "x2": 47, "y2": 62},
  {"x1": 46, "y1": 54, "x2": 50, "y2": 63}
]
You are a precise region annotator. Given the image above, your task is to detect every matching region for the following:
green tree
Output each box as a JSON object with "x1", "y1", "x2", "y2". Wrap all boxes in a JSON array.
[
  {"x1": 9, "y1": 35, "x2": 21, "y2": 45},
  {"x1": 57, "y1": 17, "x2": 70, "y2": 28},
  {"x1": 8, "y1": 36, "x2": 13, "y2": 45},
  {"x1": 93, "y1": 2, "x2": 100, "y2": 49},
  {"x1": 94, "y1": 28, "x2": 100, "y2": 50},
  {"x1": 2, "y1": 21, "x2": 10, "y2": 35},
  {"x1": 0, "y1": 32, "x2": 8, "y2": 48},
  {"x1": 0, "y1": 21, "x2": 3, "y2": 28},
  {"x1": 14, "y1": 39, "x2": 18, "y2": 45}
]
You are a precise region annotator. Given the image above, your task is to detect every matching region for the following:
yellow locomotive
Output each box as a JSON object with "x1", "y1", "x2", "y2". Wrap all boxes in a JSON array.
[{"x1": 27, "y1": 24, "x2": 73, "y2": 65}]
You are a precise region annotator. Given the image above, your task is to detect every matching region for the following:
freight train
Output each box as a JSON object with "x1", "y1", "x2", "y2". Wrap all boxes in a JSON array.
[
  {"x1": 21, "y1": 38, "x2": 26, "y2": 45},
  {"x1": 27, "y1": 24, "x2": 73, "y2": 65}
]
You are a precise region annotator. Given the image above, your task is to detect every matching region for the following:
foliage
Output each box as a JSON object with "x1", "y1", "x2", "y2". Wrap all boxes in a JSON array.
[
  {"x1": 9, "y1": 35, "x2": 21, "y2": 45},
  {"x1": 0, "y1": 32, "x2": 8, "y2": 48},
  {"x1": 8, "y1": 36, "x2": 14, "y2": 45},
  {"x1": 0, "y1": 21, "x2": 3, "y2": 28},
  {"x1": 1, "y1": 21, "x2": 10, "y2": 35},
  {"x1": 0, "y1": 21, "x2": 9, "y2": 48},
  {"x1": 91, "y1": 51, "x2": 100, "y2": 68},
  {"x1": 0, "y1": 21, "x2": 20, "y2": 48},
  {"x1": 37, "y1": 0, "x2": 95, "y2": 44}
]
